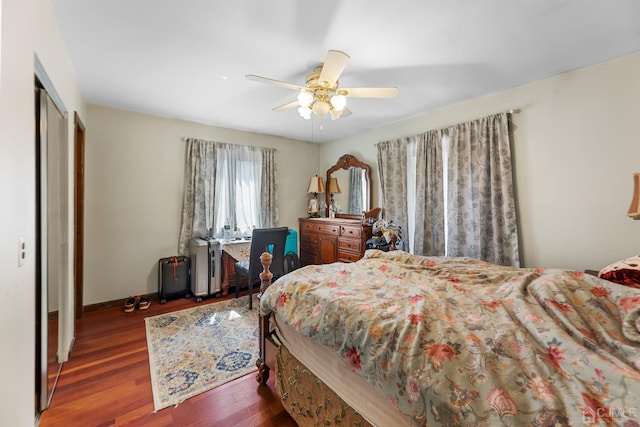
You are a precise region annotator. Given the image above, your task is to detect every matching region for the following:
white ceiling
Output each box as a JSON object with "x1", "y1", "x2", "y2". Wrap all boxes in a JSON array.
[{"x1": 51, "y1": 0, "x2": 640, "y2": 143}]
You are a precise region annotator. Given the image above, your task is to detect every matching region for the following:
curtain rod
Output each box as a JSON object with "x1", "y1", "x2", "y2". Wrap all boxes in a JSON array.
[
  {"x1": 181, "y1": 137, "x2": 279, "y2": 151},
  {"x1": 374, "y1": 108, "x2": 521, "y2": 146}
]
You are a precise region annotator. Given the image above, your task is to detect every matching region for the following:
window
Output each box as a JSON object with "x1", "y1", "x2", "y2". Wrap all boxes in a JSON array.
[
  {"x1": 384, "y1": 112, "x2": 518, "y2": 266},
  {"x1": 406, "y1": 133, "x2": 450, "y2": 254},
  {"x1": 178, "y1": 138, "x2": 278, "y2": 255},
  {"x1": 213, "y1": 145, "x2": 263, "y2": 237}
]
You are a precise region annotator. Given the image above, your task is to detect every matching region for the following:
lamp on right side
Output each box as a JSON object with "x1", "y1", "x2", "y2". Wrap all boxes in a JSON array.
[
  {"x1": 627, "y1": 173, "x2": 640, "y2": 220},
  {"x1": 328, "y1": 177, "x2": 342, "y2": 217}
]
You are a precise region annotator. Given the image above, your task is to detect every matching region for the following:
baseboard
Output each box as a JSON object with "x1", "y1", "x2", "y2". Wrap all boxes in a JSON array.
[
  {"x1": 83, "y1": 292, "x2": 157, "y2": 313},
  {"x1": 83, "y1": 289, "x2": 253, "y2": 313},
  {"x1": 66, "y1": 336, "x2": 75, "y2": 361}
]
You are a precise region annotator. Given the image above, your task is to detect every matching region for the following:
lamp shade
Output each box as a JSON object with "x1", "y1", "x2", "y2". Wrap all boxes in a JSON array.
[
  {"x1": 328, "y1": 177, "x2": 341, "y2": 194},
  {"x1": 312, "y1": 100, "x2": 330, "y2": 116},
  {"x1": 307, "y1": 175, "x2": 325, "y2": 194},
  {"x1": 628, "y1": 173, "x2": 640, "y2": 220},
  {"x1": 297, "y1": 91, "x2": 313, "y2": 107},
  {"x1": 298, "y1": 106, "x2": 312, "y2": 119},
  {"x1": 330, "y1": 94, "x2": 347, "y2": 111}
]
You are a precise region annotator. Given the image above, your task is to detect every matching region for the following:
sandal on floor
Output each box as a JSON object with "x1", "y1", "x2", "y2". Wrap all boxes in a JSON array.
[
  {"x1": 124, "y1": 296, "x2": 139, "y2": 313},
  {"x1": 138, "y1": 296, "x2": 151, "y2": 310}
]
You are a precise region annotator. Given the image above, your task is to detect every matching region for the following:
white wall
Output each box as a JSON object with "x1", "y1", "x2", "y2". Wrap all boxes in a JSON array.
[
  {"x1": 84, "y1": 105, "x2": 317, "y2": 305},
  {"x1": 0, "y1": 2, "x2": 37, "y2": 424},
  {"x1": 321, "y1": 52, "x2": 640, "y2": 272},
  {"x1": 0, "y1": 0, "x2": 85, "y2": 425},
  {"x1": 34, "y1": 0, "x2": 87, "y2": 364}
]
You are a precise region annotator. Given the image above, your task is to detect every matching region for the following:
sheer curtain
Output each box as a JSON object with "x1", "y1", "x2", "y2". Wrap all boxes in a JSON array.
[
  {"x1": 377, "y1": 138, "x2": 409, "y2": 248},
  {"x1": 214, "y1": 143, "x2": 262, "y2": 236},
  {"x1": 446, "y1": 113, "x2": 519, "y2": 266},
  {"x1": 413, "y1": 130, "x2": 446, "y2": 256},
  {"x1": 178, "y1": 139, "x2": 279, "y2": 255},
  {"x1": 178, "y1": 138, "x2": 216, "y2": 255}
]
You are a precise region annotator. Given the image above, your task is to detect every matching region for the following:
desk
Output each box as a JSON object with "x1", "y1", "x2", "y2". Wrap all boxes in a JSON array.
[{"x1": 220, "y1": 239, "x2": 251, "y2": 296}]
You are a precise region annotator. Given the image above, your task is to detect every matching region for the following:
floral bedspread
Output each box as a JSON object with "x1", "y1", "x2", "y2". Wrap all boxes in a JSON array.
[{"x1": 260, "y1": 250, "x2": 640, "y2": 426}]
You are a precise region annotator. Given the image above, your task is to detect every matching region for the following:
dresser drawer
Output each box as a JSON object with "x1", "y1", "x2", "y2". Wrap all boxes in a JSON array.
[
  {"x1": 301, "y1": 221, "x2": 317, "y2": 233},
  {"x1": 338, "y1": 237, "x2": 362, "y2": 253},
  {"x1": 300, "y1": 240, "x2": 317, "y2": 253},
  {"x1": 340, "y1": 225, "x2": 362, "y2": 239},
  {"x1": 301, "y1": 221, "x2": 340, "y2": 236},
  {"x1": 300, "y1": 250, "x2": 318, "y2": 266},
  {"x1": 300, "y1": 230, "x2": 318, "y2": 243},
  {"x1": 337, "y1": 251, "x2": 361, "y2": 263},
  {"x1": 316, "y1": 223, "x2": 340, "y2": 236}
]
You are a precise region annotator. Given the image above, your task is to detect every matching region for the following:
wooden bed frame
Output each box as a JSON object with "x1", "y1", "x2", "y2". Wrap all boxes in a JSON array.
[
  {"x1": 254, "y1": 250, "x2": 275, "y2": 384},
  {"x1": 255, "y1": 235, "x2": 398, "y2": 385},
  {"x1": 254, "y1": 250, "x2": 377, "y2": 426}
]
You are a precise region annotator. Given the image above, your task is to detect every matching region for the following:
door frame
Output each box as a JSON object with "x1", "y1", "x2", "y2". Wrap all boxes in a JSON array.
[{"x1": 74, "y1": 112, "x2": 85, "y2": 319}]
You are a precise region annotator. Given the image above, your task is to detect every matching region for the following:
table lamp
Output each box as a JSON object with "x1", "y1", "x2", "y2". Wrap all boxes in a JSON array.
[
  {"x1": 307, "y1": 175, "x2": 325, "y2": 218},
  {"x1": 328, "y1": 177, "x2": 341, "y2": 216}
]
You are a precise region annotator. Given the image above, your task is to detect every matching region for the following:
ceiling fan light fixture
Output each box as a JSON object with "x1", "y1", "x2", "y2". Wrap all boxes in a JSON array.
[
  {"x1": 247, "y1": 50, "x2": 398, "y2": 122},
  {"x1": 312, "y1": 100, "x2": 330, "y2": 116},
  {"x1": 330, "y1": 94, "x2": 346, "y2": 111},
  {"x1": 297, "y1": 91, "x2": 313, "y2": 107}
]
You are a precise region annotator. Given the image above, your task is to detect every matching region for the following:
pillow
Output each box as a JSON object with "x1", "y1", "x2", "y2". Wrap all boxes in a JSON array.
[{"x1": 599, "y1": 255, "x2": 640, "y2": 289}]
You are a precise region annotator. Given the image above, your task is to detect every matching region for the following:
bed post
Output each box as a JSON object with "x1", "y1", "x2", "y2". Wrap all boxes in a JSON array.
[
  {"x1": 258, "y1": 251, "x2": 273, "y2": 295},
  {"x1": 256, "y1": 251, "x2": 273, "y2": 385}
]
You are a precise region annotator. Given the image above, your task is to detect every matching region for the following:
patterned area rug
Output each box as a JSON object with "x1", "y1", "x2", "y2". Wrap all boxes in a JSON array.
[{"x1": 145, "y1": 296, "x2": 259, "y2": 411}]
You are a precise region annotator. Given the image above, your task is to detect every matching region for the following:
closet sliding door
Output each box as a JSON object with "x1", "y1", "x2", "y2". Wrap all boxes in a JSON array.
[{"x1": 35, "y1": 87, "x2": 68, "y2": 413}]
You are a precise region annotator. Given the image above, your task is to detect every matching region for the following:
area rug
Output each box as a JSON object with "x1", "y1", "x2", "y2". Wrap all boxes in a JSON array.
[{"x1": 145, "y1": 296, "x2": 259, "y2": 411}]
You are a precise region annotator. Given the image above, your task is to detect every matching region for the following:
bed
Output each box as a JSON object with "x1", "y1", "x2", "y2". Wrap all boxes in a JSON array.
[{"x1": 257, "y1": 249, "x2": 640, "y2": 426}]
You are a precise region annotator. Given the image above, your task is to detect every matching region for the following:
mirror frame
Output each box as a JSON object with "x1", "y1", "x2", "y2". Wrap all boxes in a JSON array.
[{"x1": 325, "y1": 154, "x2": 371, "y2": 219}]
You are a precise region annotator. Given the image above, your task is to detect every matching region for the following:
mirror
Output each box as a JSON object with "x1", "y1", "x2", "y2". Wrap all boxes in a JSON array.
[
  {"x1": 325, "y1": 154, "x2": 371, "y2": 218},
  {"x1": 36, "y1": 86, "x2": 66, "y2": 413}
]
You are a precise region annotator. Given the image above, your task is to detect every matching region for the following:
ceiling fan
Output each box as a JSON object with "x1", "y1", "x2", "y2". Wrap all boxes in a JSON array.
[{"x1": 246, "y1": 50, "x2": 398, "y2": 120}]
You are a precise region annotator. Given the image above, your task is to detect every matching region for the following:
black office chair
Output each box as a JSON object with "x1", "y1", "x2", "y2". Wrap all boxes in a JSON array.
[{"x1": 235, "y1": 226, "x2": 289, "y2": 309}]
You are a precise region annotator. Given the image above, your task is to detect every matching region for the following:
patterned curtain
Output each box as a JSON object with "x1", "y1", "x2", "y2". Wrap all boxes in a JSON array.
[
  {"x1": 377, "y1": 139, "x2": 409, "y2": 248},
  {"x1": 446, "y1": 113, "x2": 520, "y2": 266},
  {"x1": 413, "y1": 130, "x2": 446, "y2": 256},
  {"x1": 178, "y1": 138, "x2": 216, "y2": 255},
  {"x1": 178, "y1": 139, "x2": 279, "y2": 255},
  {"x1": 261, "y1": 148, "x2": 279, "y2": 228},
  {"x1": 348, "y1": 167, "x2": 363, "y2": 214}
]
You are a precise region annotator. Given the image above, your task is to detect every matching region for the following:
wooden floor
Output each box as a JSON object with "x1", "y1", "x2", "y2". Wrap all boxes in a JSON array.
[{"x1": 39, "y1": 292, "x2": 297, "y2": 427}]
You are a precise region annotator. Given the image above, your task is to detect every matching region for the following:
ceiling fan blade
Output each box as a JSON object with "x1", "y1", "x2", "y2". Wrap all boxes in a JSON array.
[
  {"x1": 341, "y1": 87, "x2": 399, "y2": 98},
  {"x1": 246, "y1": 74, "x2": 305, "y2": 91},
  {"x1": 319, "y1": 50, "x2": 350, "y2": 87},
  {"x1": 273, "y1": 100, "x2": 299, "y2": 111}
]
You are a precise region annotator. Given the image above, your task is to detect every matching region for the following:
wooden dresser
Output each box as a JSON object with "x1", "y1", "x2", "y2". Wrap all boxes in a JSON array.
[{"x1": 299, "y1": 217, "x2": 373, "y2": 265}]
